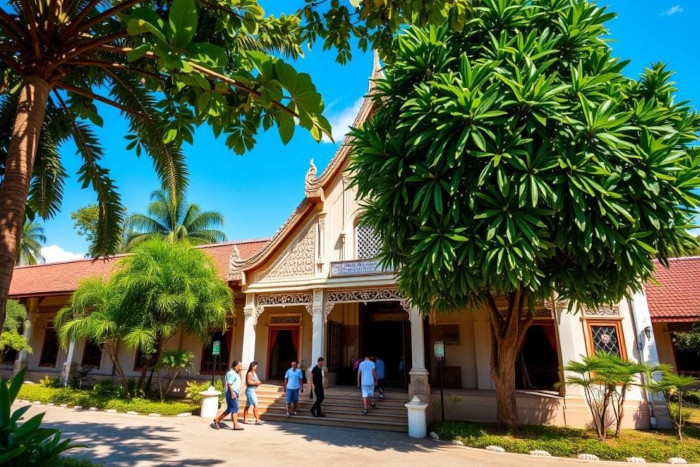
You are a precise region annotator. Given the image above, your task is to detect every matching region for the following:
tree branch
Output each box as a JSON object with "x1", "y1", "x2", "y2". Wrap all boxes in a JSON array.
[
  {"x1": 56, "y1": 31, "x2": 130, "y2": 66},
  {"x1": 55, "y1": 81, "x2": 145, "y2": 119},
  {"x1": 67, "y1": 59, "x2": 165, "y2": 82},
  {"x1": 0, "y1": 9, "x2": 29, "y2": 47},
  {"x1": 62, "y1": 0, "x2": 102, "y2": 38},
  {"x1": 484, "y1": 291, "x2": 504, "y2": 336},
  {"x1": 62, "y1": 0, "x2": 145, "y2": 40},
  {"x1": 19, "y1": 0, "x2": 42, "y2": 58},
  {"x1": 194, "y1": 0, "x2": 243, "y2": 20},
  {"x1": 0, "y1": 53, "x2": 24, "y2": 75}
]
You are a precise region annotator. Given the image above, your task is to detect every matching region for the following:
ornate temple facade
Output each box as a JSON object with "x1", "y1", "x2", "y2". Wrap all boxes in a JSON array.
[{"x1": 5, "y1": 59, "x2": 675, "y2": 430}]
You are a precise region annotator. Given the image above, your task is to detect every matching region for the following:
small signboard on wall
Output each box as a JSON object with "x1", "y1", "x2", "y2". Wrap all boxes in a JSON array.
[{"x1": 330, "y1": 259, "x2": 387, "y2": 277}]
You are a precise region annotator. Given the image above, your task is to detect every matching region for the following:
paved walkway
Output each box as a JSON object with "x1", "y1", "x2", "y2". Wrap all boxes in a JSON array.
[{"x1": 19, "y1": 403, "x2": 674, "y2": 466}]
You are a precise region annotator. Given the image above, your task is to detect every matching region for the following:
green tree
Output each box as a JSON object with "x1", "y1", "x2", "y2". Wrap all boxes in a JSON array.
[
  {"x1": 54, "y1": 277, "x2": 132, "y2": 397},
  {"x1": 349, "y1": 2, "x2": 700, "y2": 428},
  {"x1": 16, "y1": 220, "x2": 45, "y2": 265},
  {"x1": 0, "y1": 0, "x2": 468, "y2": 343},
  {"x1": 647, "y1": 368, "x2": 700, "y2": 441},
  {"x1": 673, "y1": 321, "x2": 700, "y2": 356},
  {"x1": 112, "y1": 237, "x2": 232, "y2": 392},
  {"x1": 0, "y1": 300, "x2": 30, "y2": 363},
  {"x1": 125, "y1": 189, "x2": 226, "y2": 249}
]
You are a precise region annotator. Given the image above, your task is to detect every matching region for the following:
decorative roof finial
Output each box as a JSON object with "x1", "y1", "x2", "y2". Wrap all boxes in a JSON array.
[{"x1": 305, "y1": 158, "x2": 322, "y2": 200}]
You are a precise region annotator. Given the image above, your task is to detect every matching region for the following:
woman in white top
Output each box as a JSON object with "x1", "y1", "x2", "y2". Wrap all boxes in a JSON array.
[{"x1": 244, "y1": 361, "x2": 263, "y2": 424}]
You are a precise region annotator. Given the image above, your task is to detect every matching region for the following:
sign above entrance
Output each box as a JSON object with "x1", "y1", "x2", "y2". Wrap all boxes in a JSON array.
[{"x1": 330, "y1": 259, "x2": 389, "y2": 277}]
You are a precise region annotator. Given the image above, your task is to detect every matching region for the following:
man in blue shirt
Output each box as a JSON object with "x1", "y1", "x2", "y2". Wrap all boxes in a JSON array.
[
  {"x1": 375, "y1": 356, "x2": 386, "y2": 400},
  {"x1": 283, "y1": 361, "x2": 304, "y2": 417},
  {"x1": 214, "y1": 360, "x2": 244, "y2": 430}
]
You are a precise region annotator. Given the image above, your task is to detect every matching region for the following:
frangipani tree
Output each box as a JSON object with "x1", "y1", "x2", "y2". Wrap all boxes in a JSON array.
[
  {"x1": 349, "y1": 0, "x2": 700, "y2": 428},
  {"x1": 0, "y1": 0, "x2": 470, "y2": 340}
]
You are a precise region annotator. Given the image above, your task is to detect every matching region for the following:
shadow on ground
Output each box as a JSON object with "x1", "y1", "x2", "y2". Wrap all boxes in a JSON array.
[{"x1": 44, "y1": 419, "x2": 221, "y2": 466}]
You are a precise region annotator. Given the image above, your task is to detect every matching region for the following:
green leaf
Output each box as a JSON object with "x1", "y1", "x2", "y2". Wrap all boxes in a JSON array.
[{"x1": 169, "y1": 0, "x2": 198, "y2": 49}]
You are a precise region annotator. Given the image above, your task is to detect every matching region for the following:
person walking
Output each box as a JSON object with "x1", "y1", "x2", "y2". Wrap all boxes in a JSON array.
[
  {"x1": 375, "y1": 356, "x2": 386, "y2": 400},
  {"x1": 357, "y1": 353, "x2": 377, "y2": 415},
  {"x1": 243, "y1": 361, "x2": 263, "y2": 425},
  {"x1": 213, "y1": 361, "x2": 244, "y2": 431},
  {"x1": 309, "y1": 357, "x2": 326, "y2": 417},
  {"x1": 283, "y1": 361, "x2": 304, "y2": 417}
]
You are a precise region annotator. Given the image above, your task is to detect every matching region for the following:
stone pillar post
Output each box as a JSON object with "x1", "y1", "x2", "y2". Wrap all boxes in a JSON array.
[
  {"x1": 240, "y1": 293, "x2": 257, "y2": 379},
  {"x1": 408, "y1": 305, "x2": 430, "y2": 402},
  {"x1": 61, "y1": 339, "x2": 79, "y2": 387},
  {"x1": 310, "y1": 289, "x2": 326, "y2": 387},
  {"x1": 14, "y1": 312, "x2": 38, "y2": 375}
]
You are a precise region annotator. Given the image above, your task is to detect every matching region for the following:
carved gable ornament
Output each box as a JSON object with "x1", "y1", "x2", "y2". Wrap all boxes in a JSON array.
[{"x1": 261, "y1": 225, "x2": 316, "y2": 281}]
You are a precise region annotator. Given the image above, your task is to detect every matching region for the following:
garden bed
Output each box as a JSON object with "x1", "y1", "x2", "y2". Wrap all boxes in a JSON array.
[
  {"x1": 18, "y1": 384, "x2": 197, "y2": 417},
  {"x1": 431, "y1": 420, "x2": 700, "y2": 463}
]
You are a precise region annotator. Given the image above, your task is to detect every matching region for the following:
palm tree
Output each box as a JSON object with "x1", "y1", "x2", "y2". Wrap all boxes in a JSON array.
[
  {"x1": 55, "y1": 277, "x2": 132, "y2": 397},
  {"x1": 112, "y1": 237, "x2": 232, "y2": 393},
  {"x1": 124, "y1": 189, "x2": 227, "y2": 249},
  {"x1": 16, "y1": 220, "x2": 45, "y2": 265},
  {"x1": 0, "y1": 0, "x2": 333, "y2": 341}
]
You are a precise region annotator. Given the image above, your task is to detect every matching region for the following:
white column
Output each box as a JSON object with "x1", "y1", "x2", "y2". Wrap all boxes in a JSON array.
[
  {"x1": 61, "y1": 339, "x2": 79, "y2": 386},
  {"x1": 311, "y1": 289, "x2": 325, "y2": 385},
  {"x1": 408, "y1": 305, "x2": 430, "y2": 402},
  {"x1": 240, "y1": 294, "x2": 257, "y2": 376},
  {"x1": 14, "y1": 312, "x2": 37, "y2": 375}
]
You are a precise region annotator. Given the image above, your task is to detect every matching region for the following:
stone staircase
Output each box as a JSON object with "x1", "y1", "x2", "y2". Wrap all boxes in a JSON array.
[{"x1": 237, "y1": 383, "x2": 408, "y2": 432}]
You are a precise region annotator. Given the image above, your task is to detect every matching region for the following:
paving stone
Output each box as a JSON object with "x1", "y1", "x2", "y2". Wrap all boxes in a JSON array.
[
  {"x1": 577, "y1": 454, "x2": 599, "y2": 461},
  {"x1": 47, "y1": 403, "x2": 55, "y2": 406},
  {"x1": 59, "y1": 404, "x2": 68, "y2": 408},
  {"x1": 529, "y1": 450, "x2": 551, "y2": 457},
  {"x1": 668, "y1": 459, "x2": 687, "y2": 465},
  {"x1": 106, "y1": 409, "x2": 118, "y2": 413},
  {"x1": 626, "y1": 457, "x2": 646, "y2": 463},
  {"x1": 74, "y1": 406, "x2": 83, "y2": 410},
  {"x1": 485, "y1": 446, "x2": 505, "y2": 453},
  {"x1": 126, "y1": 411, "x2": 138, "y2": 415},
  {"x1": 33, "y1": 401, "x2": 41, "y2": 404},
  {"x1": 429, "y1": 431, "x2": 439, "y2": 440},
  {"x1": 451, "y1": 440, "x2": 464, "y2": 446},
  {"x1": 148, "y1": 413, "x2": 161, "y2": 417},
  {"x1": 89, "y1": 407, "x2": 98, "y2": 411},
  {"x1": 176, "y1": 412, "x2": 192, "y2": 417}
]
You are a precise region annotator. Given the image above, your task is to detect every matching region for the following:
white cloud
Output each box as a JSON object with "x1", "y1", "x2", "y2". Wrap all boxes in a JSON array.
[
  {"x1": 322, "y1": 98, "x2": 365, "y2": 144},
  {"x1": 40, "y1": 245, "x2": 85, "y2": 263},
  {"x1": 662, "y1": 5, "x2": 683, "y2": 15}
]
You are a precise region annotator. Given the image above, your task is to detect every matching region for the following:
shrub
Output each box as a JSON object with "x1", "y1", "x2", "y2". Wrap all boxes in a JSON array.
[
  {"x1": 0, "y1": 370, "x2": 82, "y2": 466},
  {"x1": 185, "y1": 379, "x2": 224, "y2": 406},
  {"x1": 40, "y1": 375, "x2": 62, "y2": 388},
  {"x1": 648, "y1": 369, "x2": 700, "y2": 440},
  {"x1": 92, "y1": 379, "x2": 119, "y2": 397}
]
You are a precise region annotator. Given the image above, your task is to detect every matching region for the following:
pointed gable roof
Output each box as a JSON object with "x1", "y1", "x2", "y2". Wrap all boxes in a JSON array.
[{"x1": 228, "y1": 54, "x2": 384, "y2": 281}]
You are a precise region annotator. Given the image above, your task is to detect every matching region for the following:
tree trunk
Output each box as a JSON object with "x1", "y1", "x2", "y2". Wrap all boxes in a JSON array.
[
  {"x1": 485, "y1": 288, "x2": 534, "y2": 429},
  {"x1": 104, "y1": 342, "x2": 130, "y2": 398},
  {"x1": 0, "y1": 76, "x2": 50, "y2": 336}
]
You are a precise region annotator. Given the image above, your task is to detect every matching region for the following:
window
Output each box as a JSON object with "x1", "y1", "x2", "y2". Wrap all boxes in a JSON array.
[
  {"x1": 81, "y1": 341, "x2": 103, "y2": 368},
  {"x1": 134, "y1": 348, "x2": 148, "y2": 371},
  {"x1": 356, "y1": 224, "x2": 381, "y2": 259},
  {"x1": 586, "y1": 321, "x2": 626, "y2": 358},
  {"x1": 39, "y1": 326, "x2": 60, "y2": 367},
  {"x1": 2, "y1": 348, "x2": 18, "y2": 365},
  {"x1": 670, "y1": 324, "x2": 700, "y2": 375},
  {"x1": 201, "y1": 329, "x2": 232, "y2": 374}
]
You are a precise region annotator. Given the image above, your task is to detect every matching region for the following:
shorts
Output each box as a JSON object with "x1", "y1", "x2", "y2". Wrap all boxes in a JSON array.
[
  {"x1": 245, "y1": 388, "x2": 258, "y2": 408},
  {"x1": 224, "y1": 390, "x2": 239, "y2": 415},
  {"x1": 361, "y1": 384, "x2": 375, "y2": 398},
  {"x1": 286, "y1": 388, "x2": 300, "y2": 404}
]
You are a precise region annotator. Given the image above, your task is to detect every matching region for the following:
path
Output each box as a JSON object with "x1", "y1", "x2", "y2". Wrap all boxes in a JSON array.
[{"x1": 19, "y1": 403, "x2": 673, "y2": 466}]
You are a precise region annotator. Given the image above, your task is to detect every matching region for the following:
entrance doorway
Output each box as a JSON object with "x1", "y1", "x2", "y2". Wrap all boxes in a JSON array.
[
  {"x1": 516, "y1": 322, "x2": 560, "y2": 390},
  {"x1": 360, "y1": 302, "x2": 411, "y2": 389},
  {"x1": 268, "y1": 327, "x2": 299, "y2": 380}
]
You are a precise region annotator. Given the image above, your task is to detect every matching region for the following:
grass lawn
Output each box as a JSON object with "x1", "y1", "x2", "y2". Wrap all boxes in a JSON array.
[
  {"x1": 431, "y1": 420, "x2": 700, "y2": 463},
  {"x1": 18, "y1": 384, "x2": 197, "y2": 416}
]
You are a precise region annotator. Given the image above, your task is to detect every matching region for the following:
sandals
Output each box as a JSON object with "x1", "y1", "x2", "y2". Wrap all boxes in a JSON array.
[
  {"x1": 213, "y1": 419, "x2": 220, "y2": 430},
  {"x1": 233, "y1": 427, "x2": 245, "y2": 431},
  {"x1": 255, "y1": 420, "x2": 264, "y2": 425}
]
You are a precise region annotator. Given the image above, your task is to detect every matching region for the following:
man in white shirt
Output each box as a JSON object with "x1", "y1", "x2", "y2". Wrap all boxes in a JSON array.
[
  {"x1": 214, "y1": 360, "x2": 244, "y2": 430},
  {"x1": 357, "y1": 353, "x2": 377, "y2": 415},
  {"x1": 283, "y1": 361, "x2": 304, "y2": 417}
]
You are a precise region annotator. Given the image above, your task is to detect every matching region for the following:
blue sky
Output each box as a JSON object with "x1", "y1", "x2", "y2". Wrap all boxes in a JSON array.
[{"x1": 39, "y1": 1, "x2": 700, "y2": 262}]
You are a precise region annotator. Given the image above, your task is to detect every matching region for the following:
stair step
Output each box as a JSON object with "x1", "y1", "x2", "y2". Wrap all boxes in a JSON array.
[
  {"x1": 259, "y1": 413, "x2": 408, "y2": 433},
  {"x1": 246, "y1": 407, "x2": 407, "y2": 422}
]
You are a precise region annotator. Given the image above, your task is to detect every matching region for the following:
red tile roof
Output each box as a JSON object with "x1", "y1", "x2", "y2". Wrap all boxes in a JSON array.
[
  {"x1": 8, "y1": 239, "x2": 268, "y2": 298},
  {"x1": 646, "y1": 257, "x2": 700, "y2": 323}
]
